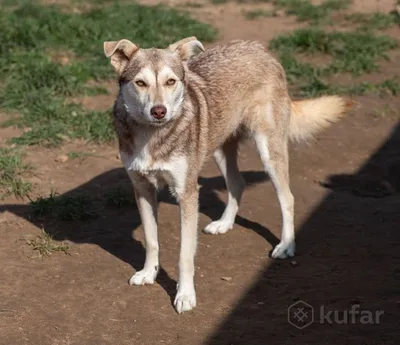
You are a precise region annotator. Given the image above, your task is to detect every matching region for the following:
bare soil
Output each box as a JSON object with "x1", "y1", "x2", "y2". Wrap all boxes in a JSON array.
[{"x1": 1, "y1": 1, "x2": 399, "y2": 344}]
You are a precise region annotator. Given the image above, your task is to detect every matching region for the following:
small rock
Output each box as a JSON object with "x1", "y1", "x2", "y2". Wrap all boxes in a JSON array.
[
  {"x1": 290, "y1": 260, "x2": 298, "y2": 267},
  {"x1": 55, "y1": 155, "x2": 68, "y2": 163},
  {"x1": 221, "y1": 276, "x2": 232, "y2": 282},
  {"x1": 275, "y1": 10, "x2": 285, "y2": 17},
  {"x1": 380, "y1": 180, "x2": 395, "y2": 195},
  {"x1": 116, "y1": 152, "x2": 121, "y2": 160}
]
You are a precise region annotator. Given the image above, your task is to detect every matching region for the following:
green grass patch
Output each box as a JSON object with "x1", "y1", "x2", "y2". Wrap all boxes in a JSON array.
[
  {"x1": 0, "y1": 148, "x2": 32, "y2": 199},
  {"x1": 24, "y1": 230, "x2": 70, "y2": 258},
  {"x1": 345, "y1": 12, "x2": 400, "y2": 30},
  {"x1": 297, "y1": 77, "x2": 400, "y2": 98},
  {"x1": 269, "y1": 27, "x2": 398, "y2": 97},
  {"x1": 369, "y1": 104, "x2": 399, "y2": 119},
  {"x1": 66, "y1": 151, "x2": 97, "y2": 160},
  {"x1": 250, "y1": 0, "x2": 350, "y2": 23},
  {"x1": 105, "y1": 187, "x2": 134, "y2": 208},
  {"x1": 30, "y1": 191, "x2": 100, "y2": 221},
  {"x1": 0, "y1": 2, "x2": 216, "y2": 146},
  {"x1": 270, "y1": 28, "x2": 397, "y2": 76},
  {"x1": 244, "y1": 9, "x2": 275, "y2": 19},
  {"x1": 29, "y1": 187, "x2": 136, "y2": 221},
  {"x1": 280, "y1": 0, "x2": 350, "y2": 23}
]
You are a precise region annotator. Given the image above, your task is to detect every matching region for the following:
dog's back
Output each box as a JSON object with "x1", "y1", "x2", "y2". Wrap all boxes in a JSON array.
[
  {"x1": 189, "y1": 40, "x2": 286, "y2": 94},
  {"x1": 187, "y1": 40, "x2": 290, "y2": 150}
]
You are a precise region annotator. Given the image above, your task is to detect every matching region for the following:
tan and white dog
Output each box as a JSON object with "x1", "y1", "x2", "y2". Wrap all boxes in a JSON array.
[{"x1": 103, "y1": 37, "x2": 353, "y2": 313}]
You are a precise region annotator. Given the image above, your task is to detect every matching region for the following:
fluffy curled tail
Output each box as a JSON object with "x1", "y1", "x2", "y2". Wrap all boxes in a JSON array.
[{"x1": 289, "y1": 96, "x2": 355, "y2": 142}]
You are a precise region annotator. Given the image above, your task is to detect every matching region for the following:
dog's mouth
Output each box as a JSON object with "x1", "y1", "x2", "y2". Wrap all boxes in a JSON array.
[{"x1": 150, "y1": 118, "x2": 169, "y2": 126}]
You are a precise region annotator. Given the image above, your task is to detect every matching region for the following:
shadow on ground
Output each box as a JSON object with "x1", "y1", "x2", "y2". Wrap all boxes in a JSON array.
[
  {"x1": 0, "y1": 169, "x2": 272, "y2": 299},
  {"x1": 204, "y1": 122, "x2": 400, "y2": 344},
  {"x1": 1, "y1": 123, "x2": 399, "y2": 344}
]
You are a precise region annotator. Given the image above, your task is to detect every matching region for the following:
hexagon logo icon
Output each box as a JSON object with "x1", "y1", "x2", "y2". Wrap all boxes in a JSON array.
[{"x1": 288, "y1": 300, "x2": 314, "y2": 329}]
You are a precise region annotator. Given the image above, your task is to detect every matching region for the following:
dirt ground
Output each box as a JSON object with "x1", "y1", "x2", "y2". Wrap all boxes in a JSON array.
[{"x1": 1, "y1": 0, "x2": 400, "y2": 344}]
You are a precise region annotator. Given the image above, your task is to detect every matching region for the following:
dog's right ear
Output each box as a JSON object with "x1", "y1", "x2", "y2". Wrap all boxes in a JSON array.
[
  {"x1": 168, "y1": 36, "x2": 204, "y2": 62},
  {"x1": 103, "y1": 39, "x2": 139, "y2": 74}
]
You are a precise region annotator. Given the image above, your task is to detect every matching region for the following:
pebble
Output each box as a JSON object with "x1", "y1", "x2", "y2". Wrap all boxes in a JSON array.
[{"x1": 55, "y1": 155, "x2": 68, "y2": 163}]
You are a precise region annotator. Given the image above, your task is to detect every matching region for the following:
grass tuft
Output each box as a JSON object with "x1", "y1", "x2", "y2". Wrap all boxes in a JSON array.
[
  {"x1": 67, "y1": 151, "x2": 96, "y2": 160},
  {"x1": 30, "y1": 191, "x2": 99, "y2": 221},
  {"x1": 0, "y1": 148, "x2": 32, "y2": 199},
  {"x1": 244, "y1": 9, "x2": 275, "y2": 19},
  {"x1": 105, "y1": 187, "x2": 134, "y2": 208},
  {"x1": 24, "y1": 230, "x2": 70, "y2": 257},
  {"x1": 370, "y1": 104, "x2": 399, "y2": 119}
]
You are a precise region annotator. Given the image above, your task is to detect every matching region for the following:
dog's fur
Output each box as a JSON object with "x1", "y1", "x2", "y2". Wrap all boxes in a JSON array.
[{"x1": 104, "y1": 37, "x2": 353, "y2": 313}]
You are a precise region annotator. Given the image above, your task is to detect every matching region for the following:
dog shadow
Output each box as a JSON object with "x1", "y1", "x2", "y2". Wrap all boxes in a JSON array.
[
  {"x1": 204, "y1": 122, "x2": 400, "y2": 344},
  {"x1": 0, "y1": 169, "x2": 274, "y2": 300}
]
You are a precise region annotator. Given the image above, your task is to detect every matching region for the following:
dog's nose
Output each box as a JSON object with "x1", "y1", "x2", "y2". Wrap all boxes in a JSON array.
[{"x1": 150, "y1": 105, "x2": 167, "y2": 119}]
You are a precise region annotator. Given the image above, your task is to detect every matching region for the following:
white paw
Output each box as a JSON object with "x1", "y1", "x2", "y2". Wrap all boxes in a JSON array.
[
  {"x1": 174, "y1": 287, "x2": 197, "y2": 313},
  {"x1": 129, "y1": 267, "x2": 158, "y2": 286},
  {"x1": 271, "y1": 240, "x2": 295, "y2": 259},
  {"x1": 203, "y1": 219, "x2": 233, "y2": 235}
]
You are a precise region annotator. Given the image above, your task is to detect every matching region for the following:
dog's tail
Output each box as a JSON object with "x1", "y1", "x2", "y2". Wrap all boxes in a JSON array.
[{"x1": 289, "y1": 96, "x2": 355, "y2": 142}]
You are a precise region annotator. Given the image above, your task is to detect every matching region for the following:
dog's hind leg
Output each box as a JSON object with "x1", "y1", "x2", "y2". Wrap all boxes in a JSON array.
[
  {"x1": 204, "y1": 138, "x2": 245, "y2": 235},
  {"x1": 254, "y1": 129, "x2": 295, "y2": 259}
]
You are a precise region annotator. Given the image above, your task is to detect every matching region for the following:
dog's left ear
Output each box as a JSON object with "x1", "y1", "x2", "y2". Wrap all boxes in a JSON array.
[
  {"x1": 103, "y1": 39, "x2": 139, "y2": 74},
  {"x1": 169, "y1": 36, "x2": 205, "y2": 61}
]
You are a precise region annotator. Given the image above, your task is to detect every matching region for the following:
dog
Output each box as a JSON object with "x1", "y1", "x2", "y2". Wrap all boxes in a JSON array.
[{"x1": 103, "y1": 37, "x2": 353, "y2": 313}]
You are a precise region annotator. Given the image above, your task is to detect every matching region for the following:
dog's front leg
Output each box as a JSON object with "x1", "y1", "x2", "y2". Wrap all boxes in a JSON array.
[
  {"x1": 128, "y1": 175, "x2": 159, "y2": 286},
  {"x1": 174, "y1": 188, "x2": 199, "y2": 313}
]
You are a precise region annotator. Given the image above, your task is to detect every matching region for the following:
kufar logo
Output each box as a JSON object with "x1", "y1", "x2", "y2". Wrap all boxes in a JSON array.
[
  {"x1": 288, "y1": 300, "x2": 314, "y2": 329},
  {"x1": 288, "y1": 300, "x2": 385, "y2": 329}
]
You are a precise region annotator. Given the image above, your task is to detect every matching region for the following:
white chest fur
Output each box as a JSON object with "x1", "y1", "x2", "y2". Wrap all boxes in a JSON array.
[
  {"x1": 120, "y1": 143, "x2": 153, "y2": 173},
  {"x1": 120, "y1": 149, "x2": 188, "y2": 196}
]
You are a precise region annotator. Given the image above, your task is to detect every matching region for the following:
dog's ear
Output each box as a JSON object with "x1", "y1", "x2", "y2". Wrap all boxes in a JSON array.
[
  {"x1": 103, "y1": 39, "x2": 139, "y2": 74},
  {"x1": 168, "y1": 36, "x2": 204, "y2": 62}
]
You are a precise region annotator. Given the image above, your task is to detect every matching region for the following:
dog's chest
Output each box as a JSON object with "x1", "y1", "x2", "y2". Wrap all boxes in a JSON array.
[
  {"x1": 121, "y1": 144, "x2": 155, "y2": 173},
  {"x1": 120, "y1": 147, "x2": 187, "y2": 195}
]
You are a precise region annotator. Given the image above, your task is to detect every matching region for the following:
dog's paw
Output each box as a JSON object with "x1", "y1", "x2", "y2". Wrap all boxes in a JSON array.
[
  {"x1": 129, "y1": 268, "x2": 158, "y2": 286},
  {"x1": 271, "y1": 240, "x2": 295, "y2": 259},
  {"x1": 203, "y1": 220, "x2": 233, "y2": 235},
  {"x1": 174, "y1": 287, "x2": 197, "y2": 313}
]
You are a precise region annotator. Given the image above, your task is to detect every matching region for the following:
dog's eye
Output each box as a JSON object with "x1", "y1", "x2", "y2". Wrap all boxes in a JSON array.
[
  {"x1": 135, "y1": 80, "x2": 146, "y2": 87},
  {"x1": 166, "y1": 79, "x2": 176, "y2": 86}
]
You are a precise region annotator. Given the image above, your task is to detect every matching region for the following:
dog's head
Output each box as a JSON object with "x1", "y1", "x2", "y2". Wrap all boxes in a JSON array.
[{"x1": 104, "y1": 37, "x2": 204, "y2": 126}]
